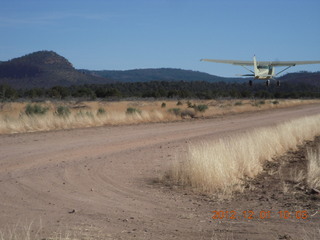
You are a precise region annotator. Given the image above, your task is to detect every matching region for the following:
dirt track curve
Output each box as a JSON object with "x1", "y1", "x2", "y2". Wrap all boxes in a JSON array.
[{"x1": 1, "y1": 104, "x2": 320, "y2": 239}]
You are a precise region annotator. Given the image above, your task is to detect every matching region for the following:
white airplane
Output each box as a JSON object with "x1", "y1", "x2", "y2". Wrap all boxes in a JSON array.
[{"x1": 201, "y1": 56, "x2": 320, "y2": 86}]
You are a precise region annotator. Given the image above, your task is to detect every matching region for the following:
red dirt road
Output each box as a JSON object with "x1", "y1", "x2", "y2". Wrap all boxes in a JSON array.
[{"x1": 0, "y1": 104, "x2": 320, "y2": 239}]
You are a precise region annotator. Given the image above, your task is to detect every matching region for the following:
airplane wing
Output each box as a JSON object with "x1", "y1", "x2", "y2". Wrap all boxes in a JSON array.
[
  {"x1": 268, "y1": 61, "x2": 320, "y2": 66},
  {"x1": 200, "y1": 59, "x2": 253, "y2": 66},
  {"x1": 201, "y1": 59, "x2": 320, "y2": 66}
]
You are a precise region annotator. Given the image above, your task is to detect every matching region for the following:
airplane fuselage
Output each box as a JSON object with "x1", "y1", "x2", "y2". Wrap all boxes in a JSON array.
[
  {"x1": 254, "y1": 65, "x2": 275, "y2": 79},
  {"x1": 253, "y1": 56, "x2": 275, "y2": 80}
]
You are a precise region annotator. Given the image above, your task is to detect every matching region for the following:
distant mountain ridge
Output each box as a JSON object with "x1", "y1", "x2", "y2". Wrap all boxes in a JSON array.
[
  {"x1": 81, "y1": 68, "x2": 245, "y2": 83},
  {"x1": 279, "y1": 71, "x2": 320, "y2": 86},
  {"x1": 0, "y1": 50, "x2": 319, "y2": 89}
]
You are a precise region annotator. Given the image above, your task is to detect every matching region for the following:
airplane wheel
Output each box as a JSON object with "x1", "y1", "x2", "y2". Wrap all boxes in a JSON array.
[
  {"x1": 276, "y1": 80, "x2": 280, "y2": 86},
  {"x1": 249, "y1": 80, "x2": 253, "y2": 86},
  {"x1": 266, "y1": 80, "x2": 270, "y2": 87}
]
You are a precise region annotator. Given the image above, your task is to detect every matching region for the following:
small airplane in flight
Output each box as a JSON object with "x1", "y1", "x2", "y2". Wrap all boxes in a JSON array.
[{"x1": 201, "y1": 56, "x2": 320, "y2": 86}]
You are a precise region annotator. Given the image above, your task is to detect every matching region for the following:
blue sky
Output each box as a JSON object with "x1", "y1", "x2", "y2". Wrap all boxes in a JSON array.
[{"x1": 1, "y1": 0, "x2": 320, "y2": 77}]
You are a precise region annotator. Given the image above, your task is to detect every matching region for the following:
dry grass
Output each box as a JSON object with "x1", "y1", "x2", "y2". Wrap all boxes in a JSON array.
[
  {"x1": 306, "y1": 145, "x2": 320, "y2": 189},
  {"x1": 0, "y1": 221, "x2": 102, "y2": 240},
  {"x1": 0, "y1": 230, "x2": 98, "y2": 240},
  {"x1": 289, "y1": 168, "x2": 305, "y2": 184},
  {"x1": 0, "y1": 101, "x2": 178, "y2": 134},
  {"x1": 297, "y1": 228, "x2": 320, "y2": 240},
  {"x1": 0, "y1": 222, "x2": 37, "y2": 240},
  {"x1": 0, "y1": 99, "x2": 319, "y2": 134},
  {"x1": 168, "y1": 114, "x2": 320, "y2": 195}
]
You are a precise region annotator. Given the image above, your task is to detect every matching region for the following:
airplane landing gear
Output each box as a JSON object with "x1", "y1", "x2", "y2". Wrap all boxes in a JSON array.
[
  {"x1": 249, "y1": 80, "x2": 253, "y2": 86},
  {"x1": 266, "y1": 80, "x2": 270, "y2": 87},
  {"x1": 276, "y1": 80, "x2": 280, "y2": 87}
]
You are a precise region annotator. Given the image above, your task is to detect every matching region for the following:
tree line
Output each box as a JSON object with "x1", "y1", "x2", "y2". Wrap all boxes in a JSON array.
[{"x1": 1, "y1": 81, "x2": 320, "y2": 101}]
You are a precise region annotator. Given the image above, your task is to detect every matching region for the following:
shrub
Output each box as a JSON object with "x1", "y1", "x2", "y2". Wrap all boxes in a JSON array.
[
  {"x1": 25, "y1": 104, "x2": 48, "y2": 115},
  {"x1": 194, "y1": 104, "x2": 208, "y2": 112},
  {"x1": 86, "y1": 111, "x2": 94, "y2": 117},
  {"x1": 56, "y1": 106, "x2": 70, "y2": 117},
  {"x1": 259, "y1": 100, "x2": 266, "y2": 105},
  {"x1": 251, "y1": 101, "x2": 260, "y2": 107},
  {"x1": 234, "y1": 101, "x2": 242, "y2": 106},
  {"x1": 181, "y1": 109, "x2": 195, "y2": 118},
  {"x1": 168, "y1": 108, "x2": 181, "y2": 116},
  {"x1": 272, "y1": 100, "x2": 280, "y2": 105},
  {"x1": 76, "y1": 111, "x2": 84, "y2": 117},
  {"x1": 76, "y1": 110, "x2": 93, "y2": 117},
  {"x1": 161, "y1": 102, "x2": 166, "y2": 108},
  {"x1": 126, "y1": 107, "x2": 141, "y2": 114},
  {"x1": 97, "y1": 107, "x2": 106, "y2": 115},
  {"x1": 176, "y1": 101, "x2": 183, "y2": 106},
  {"x1": 187, "y1": 101, "x2": 194, "y2": 108}
]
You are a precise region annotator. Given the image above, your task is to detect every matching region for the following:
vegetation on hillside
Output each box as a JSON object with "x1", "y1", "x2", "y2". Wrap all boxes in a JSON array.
[
  {"x1": 1, "y1": 80, "x2": 320, "y2": 101},
  {"x1": 81, "y1": 68, "x2": 242, "y2": 83}
]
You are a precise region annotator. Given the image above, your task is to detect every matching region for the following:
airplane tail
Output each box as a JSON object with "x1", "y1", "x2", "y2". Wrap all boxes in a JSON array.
[{"x1": 253, "y1": 55, "x2": 258, "y2": 76}]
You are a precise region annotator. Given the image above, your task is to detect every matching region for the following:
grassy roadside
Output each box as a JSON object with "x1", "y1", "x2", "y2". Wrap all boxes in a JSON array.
[
  {"x1": 0, "y1": 99, "x2": 319, "y2": 134},
  {"x1": 167, "y1": 114, "x2": 320, "y2": 195}
]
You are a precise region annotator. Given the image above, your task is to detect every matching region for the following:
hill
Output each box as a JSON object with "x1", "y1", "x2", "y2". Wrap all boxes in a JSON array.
[
  {"x1": 0, "y1": 51, "x2": 110, "y2": 88},
  {"x1": 81, "y1": 68, "x2": 245, "y2": 83},
  {"x1": 279, "y1": 71, "x2": 320, "y2": 86},
  {"x1": 80, "y1": 69, "x2": 320, "y2": 85}
]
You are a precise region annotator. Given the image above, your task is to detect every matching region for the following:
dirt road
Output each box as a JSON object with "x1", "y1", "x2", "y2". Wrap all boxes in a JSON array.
[{"x1": 0, "y1": 104, "x2": 320, "y2": 239}]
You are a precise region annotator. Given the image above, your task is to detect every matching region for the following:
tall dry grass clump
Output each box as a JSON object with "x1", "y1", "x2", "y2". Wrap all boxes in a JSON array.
[
  {"x1": 0, "y1": 109, "x2": 171, "y2": 134},
  {"x1": 306, "y1": 145, "x2": 320, "y2": 189},
  {"x1": 0, "y1": 224, "x2": 99, "y2": 240},
  {"x1": 169, "y1": 114, "x2": 320, "y2": 194}
]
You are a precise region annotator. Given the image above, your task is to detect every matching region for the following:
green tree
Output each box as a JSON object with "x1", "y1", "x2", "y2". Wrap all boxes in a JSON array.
[{"x1": 0, "y1": 84, "x2": 17, "y2": 100}]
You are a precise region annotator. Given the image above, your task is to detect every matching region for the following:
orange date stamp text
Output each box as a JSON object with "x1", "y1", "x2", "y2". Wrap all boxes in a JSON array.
[{"x1": 211, "y1": 210, "x2": 309, "y2": 220}]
